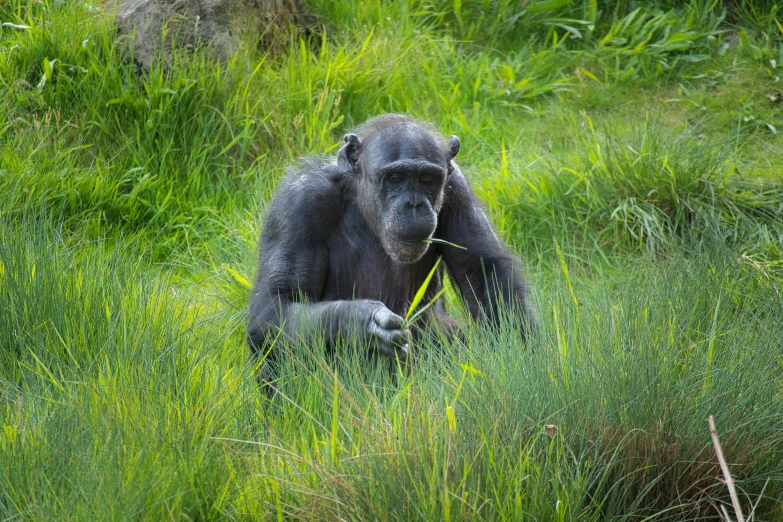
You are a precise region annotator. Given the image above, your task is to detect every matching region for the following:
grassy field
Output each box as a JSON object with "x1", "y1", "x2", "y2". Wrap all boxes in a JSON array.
[{"x1": 1, "y1": 0, "x2": 783, "y2": 519}]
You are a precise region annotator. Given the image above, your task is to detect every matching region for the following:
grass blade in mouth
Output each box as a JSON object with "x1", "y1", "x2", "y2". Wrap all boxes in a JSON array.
[{"x1": 422, "y1": 237, "x2": 467, "y2": 250}]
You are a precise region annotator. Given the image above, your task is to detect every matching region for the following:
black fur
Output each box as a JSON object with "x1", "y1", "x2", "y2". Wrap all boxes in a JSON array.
[{"x1": 248, "y1": 114, "x2": 536, "y2": 390}]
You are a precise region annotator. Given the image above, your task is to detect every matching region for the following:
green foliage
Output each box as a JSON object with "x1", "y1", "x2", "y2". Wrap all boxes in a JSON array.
[
  {"x1": 589, "y1": 3, "x2": 726, "y2": 80},
  {"x1": 487, "y1": 113, "x2": 783, "y2": 255},
  {"x1": 729, "y1": 0, "x2": 782, "y2": 44},
  {"x1": 1, "y1": 0, "x2": 782, "y2": 519}
]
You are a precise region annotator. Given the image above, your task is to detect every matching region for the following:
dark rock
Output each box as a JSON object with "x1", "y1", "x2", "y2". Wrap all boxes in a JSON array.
[{"x1": 116, "y1": 0, "x2": 315, "y2": 71}]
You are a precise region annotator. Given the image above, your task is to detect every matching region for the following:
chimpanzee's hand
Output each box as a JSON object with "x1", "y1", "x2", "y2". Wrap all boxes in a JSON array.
[{"x1": 358, "y1": 300, "x2": 410, "y2": 361}]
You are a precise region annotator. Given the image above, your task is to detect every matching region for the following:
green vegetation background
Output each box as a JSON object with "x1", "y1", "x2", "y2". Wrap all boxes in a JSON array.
[{"x1": 1, "y1": 0, "x2": 782, "y2": 519}]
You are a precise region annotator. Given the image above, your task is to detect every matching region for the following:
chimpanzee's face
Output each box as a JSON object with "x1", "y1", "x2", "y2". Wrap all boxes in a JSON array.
[{"x1": 358, "y1": 125, "x2": 449, "y2": 264}]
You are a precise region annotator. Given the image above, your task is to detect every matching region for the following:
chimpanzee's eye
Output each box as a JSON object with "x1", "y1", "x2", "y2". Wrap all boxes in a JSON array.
[
  {"x1": 420, "y1": 175, "x2": 438, "y2": 186},
  {"x1": 388, "y1": 173, "x2": 405, "y2": 183}
]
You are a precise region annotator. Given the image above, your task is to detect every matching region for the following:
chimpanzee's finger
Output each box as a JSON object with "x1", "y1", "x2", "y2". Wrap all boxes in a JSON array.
[
  {"x1": 383, "y1": 332, "x2": 409, "y2": 362},
  {"x1": 373, "y1": 307, "x2": 405, "y2": 330},
  {"x1": 370, "y1": 324, "x2": 408, "y2": 346},
  {"x1": 372, "y1": 323, "x2": 408, "y2": 348},
  {"x1": 387, "y1": 328, "x2": 409, "y2": 349},
  {"x1": 395, "y1": 343, "x2": 410, "y2": 360},
  {"x1": 382, "y1": 341, "x2": 409, "y2": 362},
  {"x1": 370, "y1": 323, "x2": 409, "y2": 359}
]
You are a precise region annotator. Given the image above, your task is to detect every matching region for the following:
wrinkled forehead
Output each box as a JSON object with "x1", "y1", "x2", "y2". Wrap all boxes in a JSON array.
[{"x1": 361, "y1": 124, "x2": 447, "y2": 171}]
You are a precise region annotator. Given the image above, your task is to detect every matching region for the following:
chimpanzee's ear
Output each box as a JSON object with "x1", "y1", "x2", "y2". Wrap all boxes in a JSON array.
[
  {"x1": 448, "y1": 135, "x2": 460, "y2": 160},
  {"x1": 337, "y1": 133, "x2": 362, "y2": 173},
  {"x1": 447, "y1": 135, "x2": 460, "y2": 175}
]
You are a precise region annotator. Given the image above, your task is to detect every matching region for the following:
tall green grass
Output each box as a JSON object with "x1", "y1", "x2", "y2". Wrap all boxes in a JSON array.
[
  {"x1": 1, "y1": 0, "x2": 782, "y2": 519},
  {"x1": 1, "y1": 222, "x2": 781, "y2": 520},
  {"x1": 484, "y1": 113, "x2": 783, "y2": 256}
]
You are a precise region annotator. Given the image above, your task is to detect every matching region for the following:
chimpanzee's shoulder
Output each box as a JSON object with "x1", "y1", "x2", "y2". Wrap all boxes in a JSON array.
[{"x1": 265, "y1": 156, "x2": 351, "y2": 233}]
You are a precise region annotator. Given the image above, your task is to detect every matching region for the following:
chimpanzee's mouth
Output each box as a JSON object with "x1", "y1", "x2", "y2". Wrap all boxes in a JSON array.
[
  {"x1": 387, "y1": 231, "x2": 434, "y2": 245},
  {"x1": 395, "y1": 237, "x2": 427, "y2": 245},
  {"x1": 384, "y1": 232, "x2": 431, "y2": 264}
]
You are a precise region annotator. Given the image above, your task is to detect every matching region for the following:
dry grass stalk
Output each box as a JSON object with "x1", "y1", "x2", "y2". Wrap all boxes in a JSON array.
[{"x1": 709, "y1": 415, "x2": 745, "y2": 522}]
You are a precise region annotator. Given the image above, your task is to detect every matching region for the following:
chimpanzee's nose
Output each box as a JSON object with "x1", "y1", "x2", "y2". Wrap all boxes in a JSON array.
[{"x1": 406, "y1": 192, "x2": 425, "y2": 212}]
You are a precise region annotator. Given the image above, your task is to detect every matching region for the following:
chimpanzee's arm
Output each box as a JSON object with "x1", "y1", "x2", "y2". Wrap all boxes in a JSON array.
[
  {"x1": 437, "y1": 166, "x2": 537, "y2": 337},
  {"x1": 247, "y1": 168, "x2": 409, "y2": 368}
]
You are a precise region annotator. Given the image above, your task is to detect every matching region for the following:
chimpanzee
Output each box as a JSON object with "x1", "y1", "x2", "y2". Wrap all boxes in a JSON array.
[{"x1": 247, "y1": 114, "x2": 535, "y2": 387}]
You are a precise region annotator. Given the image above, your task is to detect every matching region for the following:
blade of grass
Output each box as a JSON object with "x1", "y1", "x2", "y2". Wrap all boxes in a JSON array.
[
  {"x1": 423, "y1": 238, "x2": 467, "y2": 250},
  {"x1": 405, "y1": 256, "x2": 441, "y2": 322}
]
